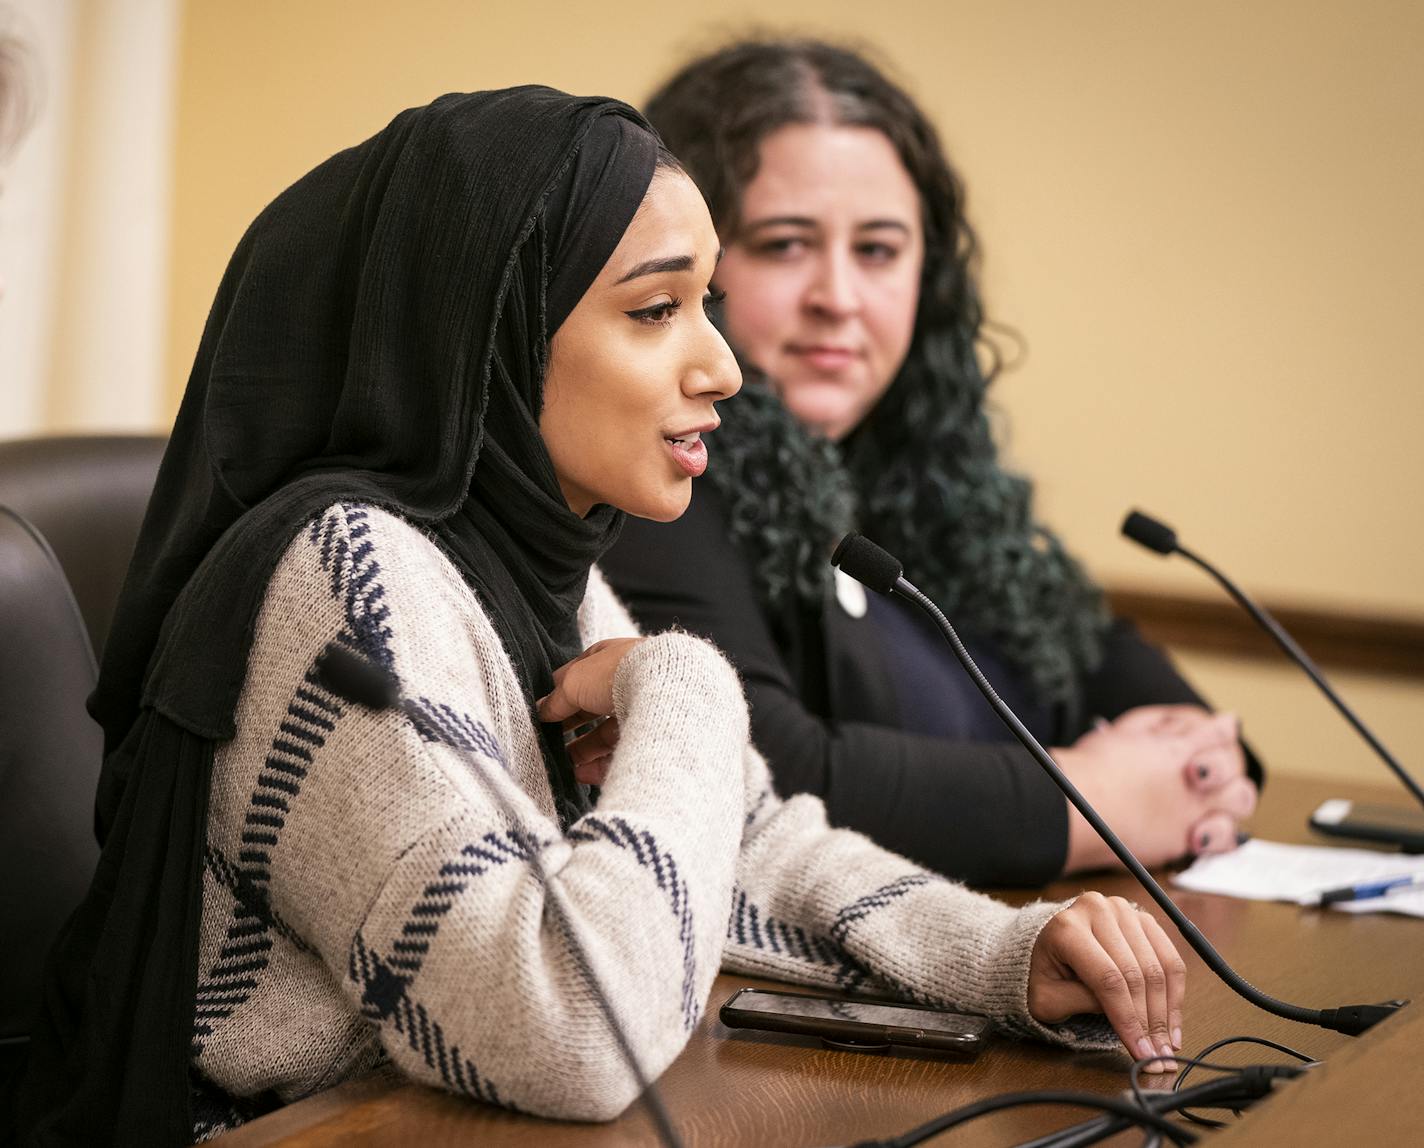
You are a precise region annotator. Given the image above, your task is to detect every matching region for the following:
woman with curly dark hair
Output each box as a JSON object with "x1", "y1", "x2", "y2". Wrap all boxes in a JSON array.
[{"x1": 601, "y1": 37, "x2": 1261, "y2": 885}]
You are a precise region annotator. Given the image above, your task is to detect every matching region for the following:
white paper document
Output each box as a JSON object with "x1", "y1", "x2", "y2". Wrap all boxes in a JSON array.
[{"x1": 1170, "y1": 839, "x2": 1424, "y2": 918}]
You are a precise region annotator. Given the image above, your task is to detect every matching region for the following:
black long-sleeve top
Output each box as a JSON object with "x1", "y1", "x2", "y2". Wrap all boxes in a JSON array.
[{"x1": 601, "y1": 484, "x2": 1228, "y2": 887}]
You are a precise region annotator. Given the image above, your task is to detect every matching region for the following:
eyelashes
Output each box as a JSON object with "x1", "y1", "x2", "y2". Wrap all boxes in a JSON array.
[
  {"x1": 625, "y1": 298, "x2": 681, "y2": 325},
  {"x1": 625, "y1": 290, "x2": 726, "y2": 327}
]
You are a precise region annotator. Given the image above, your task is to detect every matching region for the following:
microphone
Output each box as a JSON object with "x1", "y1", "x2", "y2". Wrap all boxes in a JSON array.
[
  {"x1": 832, "y1": 533, "x2": 902, "y2": 595},
  {"x1": 831, "y1": 534, "x2": 1406, "y2": 1037},
  {"x1": 1120, "y1": 510, "x2": 1178, "y2": 556},
  {"x1": 314, "y1": 643, "x2": 684, "y2": 1147},
  {"x1": 1121, "y1": 509, "x2": 1424, "y2": 810}
]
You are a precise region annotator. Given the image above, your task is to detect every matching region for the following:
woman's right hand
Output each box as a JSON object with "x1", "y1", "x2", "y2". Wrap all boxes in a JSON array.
[
  {"x1": 537, "y1": 638, "x2": 644, "y2": 784},
  {"x1": 1028, "y1": 892, "x2": 1187, "y2": 1069}
]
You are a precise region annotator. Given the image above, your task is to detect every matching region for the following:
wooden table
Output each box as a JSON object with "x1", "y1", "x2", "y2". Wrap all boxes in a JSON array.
[{"x1": 215, "y1": 776, "x2": 1424, "y2": 1147}]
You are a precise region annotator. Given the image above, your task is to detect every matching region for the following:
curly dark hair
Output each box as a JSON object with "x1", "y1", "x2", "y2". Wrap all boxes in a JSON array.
[{"x1": 647, "y1": 36, "x2": 1108, "y2": 707}]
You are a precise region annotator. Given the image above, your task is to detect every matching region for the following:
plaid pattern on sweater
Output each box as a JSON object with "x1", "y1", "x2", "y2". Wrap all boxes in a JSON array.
[{"x1": 191, "y1": 503, "x2": 1110, "y2": 1137}]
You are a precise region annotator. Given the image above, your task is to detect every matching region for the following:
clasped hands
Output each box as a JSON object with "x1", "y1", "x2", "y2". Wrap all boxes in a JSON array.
[{"x1": 1056, "y1": 705, "x2": 1256, "y2": 874}]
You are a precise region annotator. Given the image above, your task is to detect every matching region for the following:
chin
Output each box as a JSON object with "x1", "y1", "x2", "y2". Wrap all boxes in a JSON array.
[
  {"x1": 785, "y1": 398, "x2": 857, "y2": 441},
  {"x1": 778, "y1": 385, "x2": 861, "y2": 440},
  {"x1": 622, "y1": 480, "x2": 693, "y2": 523}
]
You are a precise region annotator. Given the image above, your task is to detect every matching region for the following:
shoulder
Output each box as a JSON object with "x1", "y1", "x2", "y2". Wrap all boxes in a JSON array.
[
  {"x1": 276, "y1": 502, "x2": 453, "y2": 587},
  {"x1": 249, "y1": 501, "x2": 544, "y2": 782},
  {"x1": 259, "y1": 502, "x2": 506, "y2": 689},
  {"x1": 268, "y1": 503, "x2": 472, "y2": 627}
]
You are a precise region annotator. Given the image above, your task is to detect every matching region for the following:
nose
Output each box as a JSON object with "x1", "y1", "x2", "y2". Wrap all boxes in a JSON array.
[
  {"x1": 803, "y1": 250, "x2": 860, "y2": 320},
  {"x1": 685, "y1": 318, "x2": 742, "y2": 403}
]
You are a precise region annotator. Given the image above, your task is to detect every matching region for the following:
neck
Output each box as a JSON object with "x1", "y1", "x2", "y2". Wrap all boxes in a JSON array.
[{"x1": 556, "y1": 479, "x2": 595, "y2": 518}]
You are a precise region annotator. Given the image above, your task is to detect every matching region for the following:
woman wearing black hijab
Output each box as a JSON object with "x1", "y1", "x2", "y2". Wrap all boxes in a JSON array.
[{"x1": 16, "y1": 88, "x2": 1187, "y2": 1146}]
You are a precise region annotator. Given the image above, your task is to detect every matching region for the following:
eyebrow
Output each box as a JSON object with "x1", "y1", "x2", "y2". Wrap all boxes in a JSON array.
[
  {"x1": 743, "y1": 215, "x2": 912, "y2": 235},
  {"x1": 615, "y1": 254, "x2": 696, "y2": 284}
]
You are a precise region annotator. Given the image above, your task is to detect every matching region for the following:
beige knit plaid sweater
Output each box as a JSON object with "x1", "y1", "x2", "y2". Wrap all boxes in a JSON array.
[{"x1": 190, "y1": 503, "x2": 1109, "y2": 1135}]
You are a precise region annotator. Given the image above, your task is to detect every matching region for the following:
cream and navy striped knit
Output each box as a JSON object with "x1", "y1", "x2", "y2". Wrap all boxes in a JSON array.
[{"x1": 189, "y1": 503, "x2": 1111, "y2": 1138}]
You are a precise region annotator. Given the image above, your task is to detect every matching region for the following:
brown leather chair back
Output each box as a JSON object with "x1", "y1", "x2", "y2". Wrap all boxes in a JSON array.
[
  {"x1": 0, "y1": 435, "x2": 166, "y2": 660},
  {"x1": 0, "y1": 507, "x2": 102, "y2": 1070}
]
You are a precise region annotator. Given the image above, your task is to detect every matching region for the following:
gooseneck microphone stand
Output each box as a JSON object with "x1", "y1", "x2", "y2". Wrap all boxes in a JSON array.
[
  {"x1": 1121, "y1": 509, "x2": 1424, "y2": 810},
  {"x1": 831, "y1": 533, "x2": 1406, "y2": 1037}
]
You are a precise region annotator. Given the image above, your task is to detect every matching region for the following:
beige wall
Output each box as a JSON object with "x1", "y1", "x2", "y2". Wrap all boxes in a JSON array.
[
  {"x1": 49, "y1": 0, "x2": 177, "y2": 431},
  {"x1": 0, "y1": 0, "x2": 177, "y2": 437},
  {"x1": 165, "y1": 1, "x2": 1424, "y2": 785}
]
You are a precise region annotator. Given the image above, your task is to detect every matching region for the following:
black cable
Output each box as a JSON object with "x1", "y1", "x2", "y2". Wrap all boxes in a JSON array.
[
  {"x1": 1130, "y1": 1051, "x2": 1312, "y2": 1121},
  {"x1": 1011, "y1": 1082, "x2": 1223, "y2": 1148},
  {"x1": 885, "y1": 572, "x2": 1405, "y2": 1037},
  {"x1": 850, "y1": 1090, "x2": 1198, "y2": 1148},
  {"x1": 1019, "y1": 1034, "x2": 1319, "y2": 1148},
  {"x1": 1017, "y1": 1062, "x2": 1311, "y2": 1148},
  {"x1": 1172, "y1": 542, "x2": 1424, "y2": 809},
  {"x1": 1168, "y1": 1034, "x2": 1316, "y2": 1129}
]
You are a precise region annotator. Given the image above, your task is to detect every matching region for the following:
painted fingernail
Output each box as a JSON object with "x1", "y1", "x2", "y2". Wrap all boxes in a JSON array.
[
  {"x1": 1136, "y1": 1038, "x2": 1155, "y2": 1061},
  {"x1": 1172, "y1": 1027, "x2": 1182, "y2": 1049}
]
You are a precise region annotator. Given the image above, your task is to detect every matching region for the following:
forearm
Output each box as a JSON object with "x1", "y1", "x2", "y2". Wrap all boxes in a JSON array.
[{"x1": 723, "y1": 751, "x2": 1114, "y2": 1050}]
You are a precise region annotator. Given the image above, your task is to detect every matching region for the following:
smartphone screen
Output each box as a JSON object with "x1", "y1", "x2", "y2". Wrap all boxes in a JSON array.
[{"x1": 721, "y1": 987, "x2": 988, "y2": 1055}]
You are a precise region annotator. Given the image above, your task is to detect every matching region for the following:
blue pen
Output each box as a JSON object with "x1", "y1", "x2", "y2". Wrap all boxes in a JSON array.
[{"x1": 1318, "y1": 872, "x2": 1424, "y2": 905}]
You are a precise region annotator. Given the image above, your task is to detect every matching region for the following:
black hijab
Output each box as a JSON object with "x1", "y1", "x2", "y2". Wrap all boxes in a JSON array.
[{"x1": 16, "y1": 87, "x2": 659, "y2": 1146}]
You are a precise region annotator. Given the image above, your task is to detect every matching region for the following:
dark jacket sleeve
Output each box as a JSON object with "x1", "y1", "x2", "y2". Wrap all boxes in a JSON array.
[
  {"x1": 599, "y1": 487, "x2": 1071, "y2": 887},
  {"x1": 1076, "y1": 618, "x2": 1265, "y2": 788}
]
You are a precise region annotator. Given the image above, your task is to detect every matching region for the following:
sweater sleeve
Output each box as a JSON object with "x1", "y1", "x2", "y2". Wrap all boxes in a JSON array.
[
  {"x1": 223, "y1": 506, "x2": 747, "y2": 1121},
  {"x1": 599, "y1": 487, "x2": 1071, "y2": 886},
  {"x1": 721, "y1": 748, "x2": 1117, "y2": 1051},
  {"x1": 584, "y1": 554, "x2": 1110, "y2": 1049}
]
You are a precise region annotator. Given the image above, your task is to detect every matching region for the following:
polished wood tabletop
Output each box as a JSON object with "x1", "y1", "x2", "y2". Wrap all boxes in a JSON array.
[{"x1": 215, "y1": 775, "x2": 1424, "y2": 1147}]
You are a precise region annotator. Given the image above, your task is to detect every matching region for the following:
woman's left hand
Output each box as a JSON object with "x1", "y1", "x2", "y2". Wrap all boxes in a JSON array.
[
  {"x1": 1027, "y1": 892, "x2": 1187, "y2": 1071},
  {"x1": 537, "y1": 638, "x2": 642, "y2": 784},
  {"x1": 565, "y1": 717, "x2": 621, "y2": 784}
]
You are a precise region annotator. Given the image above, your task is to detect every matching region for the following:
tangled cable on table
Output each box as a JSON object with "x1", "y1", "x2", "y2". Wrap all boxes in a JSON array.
[{"x1": 847, "y1": 1033, "x2": 1318, "y2": 1147}]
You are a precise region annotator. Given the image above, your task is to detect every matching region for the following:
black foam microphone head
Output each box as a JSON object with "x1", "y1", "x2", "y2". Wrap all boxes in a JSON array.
[
  {"x1": 1122, "y1": 510, "x2": 1179, "y2": 556},
  {"x1": 316, "y1": 643, "x2": 400, "y2": 710},
  {"x1": 831, "y1": 533, "x2": 903, "y2": 595}
]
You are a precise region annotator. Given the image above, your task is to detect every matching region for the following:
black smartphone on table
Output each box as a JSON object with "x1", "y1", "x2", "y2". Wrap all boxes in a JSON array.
[
  {"x1": 1309, "y1": 798, "x2": 1424, "y2": 853},
  {"x1": 720, "y1": 987, "x2": 988, "y2": 1058}
]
